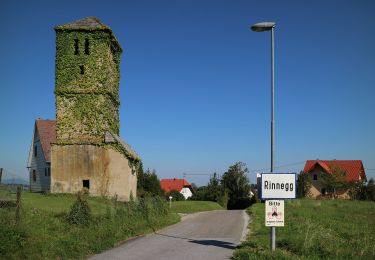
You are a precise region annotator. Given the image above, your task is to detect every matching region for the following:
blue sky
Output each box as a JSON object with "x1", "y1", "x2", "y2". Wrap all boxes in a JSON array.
[{"x1": 1, "y1": 0, "x2": 374, "y2": 185}]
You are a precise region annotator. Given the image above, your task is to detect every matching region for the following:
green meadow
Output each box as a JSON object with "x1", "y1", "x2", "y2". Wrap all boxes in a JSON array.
[
  {"x1": 234, "y1": 199, "x2": 375, "y2": 259},
  {"x1": 0, "y1": 190, "x2": 224, "y2": 259}
]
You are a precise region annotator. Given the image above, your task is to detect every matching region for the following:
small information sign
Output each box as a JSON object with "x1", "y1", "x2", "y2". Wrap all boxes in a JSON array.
[{"x1": 265, "y1": 200, "x2": 284, "y2": 227}]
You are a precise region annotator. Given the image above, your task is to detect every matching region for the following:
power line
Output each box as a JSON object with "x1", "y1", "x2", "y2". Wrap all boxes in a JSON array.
[{"x1": 249, "y1": 161, "x2": 306, "y2": 173}]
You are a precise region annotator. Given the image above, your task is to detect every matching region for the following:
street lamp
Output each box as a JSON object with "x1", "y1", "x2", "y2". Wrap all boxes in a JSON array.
[{"x1": 251, "y1": 21, "x2": 276, "y2": 252}]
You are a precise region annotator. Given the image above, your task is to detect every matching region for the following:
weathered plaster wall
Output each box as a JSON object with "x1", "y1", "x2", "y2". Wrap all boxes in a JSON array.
[{"x1": 51, "y1": 144, "x2": 137, "y2": 201}]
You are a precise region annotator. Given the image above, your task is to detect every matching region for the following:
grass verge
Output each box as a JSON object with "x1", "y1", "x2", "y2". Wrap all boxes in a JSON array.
[
  {"x1": 169, "y1": 200, "x2": 223, "y2": 213},
  {"x1": 0, "y1": 191, "x2": 179, "y2": 259},
  {"x1": 234, "y1": 199, "x2": 375, "y2": 259}
]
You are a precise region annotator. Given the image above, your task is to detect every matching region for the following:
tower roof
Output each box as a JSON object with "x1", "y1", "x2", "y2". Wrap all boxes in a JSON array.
[{"x1": 55, "y1": 16, "x2": 122, "y2": 52}]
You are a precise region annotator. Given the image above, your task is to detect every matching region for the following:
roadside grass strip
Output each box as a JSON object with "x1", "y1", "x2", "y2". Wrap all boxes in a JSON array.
[{"x1": 234, "y1": 199, "x2": 375, "y2": 259}]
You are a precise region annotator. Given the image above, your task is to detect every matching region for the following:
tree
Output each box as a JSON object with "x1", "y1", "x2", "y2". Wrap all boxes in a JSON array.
[
  {"x1": 137, "y1": 163, "x2": 164, "y2": 197},
  {"x1": 320, "y1": 165, "x2": 348, "y2": 198},
  {"x1": 297, "y1": 171, "x2": 312, "y2": 198},
  {"x1": 221, "y1": 162, "x2": 251, "y2": 209},
  {"x1": 366, "y1": 178, "x2": 375, "y2": 201}
]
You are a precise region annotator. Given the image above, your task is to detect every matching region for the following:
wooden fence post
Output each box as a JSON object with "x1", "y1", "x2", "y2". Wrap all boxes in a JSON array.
[
  {"x1": 16, "y1": 186, "x2": 22, "y2": 224},
  {"x1": 0, "y1": 168, "x2": 3, "y2": 184}
]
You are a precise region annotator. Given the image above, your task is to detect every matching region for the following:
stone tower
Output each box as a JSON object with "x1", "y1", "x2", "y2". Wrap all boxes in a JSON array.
[
  {"x1": 51, "y1": 17, "x2": 139, "y2": 201},
  {"x1": 54, "y1": 16, "x2": 121, "y2": 143}
]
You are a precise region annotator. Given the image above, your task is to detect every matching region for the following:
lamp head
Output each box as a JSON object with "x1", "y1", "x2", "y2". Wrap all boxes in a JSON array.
[{"x1": 251, "y1": 22, "x2": 276, "y2": 32}]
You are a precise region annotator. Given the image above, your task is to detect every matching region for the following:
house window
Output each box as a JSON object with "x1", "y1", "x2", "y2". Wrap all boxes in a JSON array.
[
  {"x1": 321, "y1": 188, "x2": 326, "y2": 195},
  {"x1": 83, "y1": 180, "x2": 90, "y2": 189},
  {"x1": 45, "y1": 168, "x2": 47, "y2": 176},
  {"x1": 34, "y1": 145, "x2": 37, "y2": 157},
  {"x1": 313, "y1": 174, "x2": 317, "y2": 180},
  {"x1": 74, "y1": 39, "x2": 79, "y2": 55},
  {"x1": 84, "y1": 38, "x2": 90, "y2": 55},
  {"x1": 48, "y1": 168, "x2": 51, "y2": 177},
  {"x1": 32, "y1": 170, "x2": 36, "y2": 182}
]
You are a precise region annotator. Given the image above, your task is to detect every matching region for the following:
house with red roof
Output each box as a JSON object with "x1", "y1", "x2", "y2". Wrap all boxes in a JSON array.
[
  {"x1": 27, "y1": 119, "x2": 56, "y2": 191},
  {"x1": 160, "y1": 179, "x2": 193, "y2": 199},
  {"x1": 303, "y1": 160, "x2": 367, "y2": 199}
]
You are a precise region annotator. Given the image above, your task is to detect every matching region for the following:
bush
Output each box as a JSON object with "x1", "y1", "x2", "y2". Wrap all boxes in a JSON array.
[
  {"x1": 166, "y1": 190, "x2": 185, "y2": 201},
  {"x1": 66, "y1": 189, "x2": 92, "y2": 225}
]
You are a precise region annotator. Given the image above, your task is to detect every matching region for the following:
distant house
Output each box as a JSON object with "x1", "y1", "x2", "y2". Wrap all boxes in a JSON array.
[
  {"x1": 303, "y1": 160, "x2": 367, "y2": 199},
  {"x1": 27, "y1": 119, "x2": 56, "y2": 192},
  {"x1": 160, "y1": 179, "x2": 193, "y2": 199}
]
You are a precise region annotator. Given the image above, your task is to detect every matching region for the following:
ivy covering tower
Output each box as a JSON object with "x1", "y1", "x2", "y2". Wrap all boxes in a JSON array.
[
  {"x1": 55, "y1": 16, "x2": 121, "y2": 143},
  {"x1": 51, "y1": 17, "x2": 139, "y2": 201}
]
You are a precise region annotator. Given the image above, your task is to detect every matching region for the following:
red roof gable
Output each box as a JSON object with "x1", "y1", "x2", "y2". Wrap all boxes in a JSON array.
[
  {"x1": 35, "y1": 120, "x2": 56, "y2": 162},
  {"x1": 160, "y1": 179, "x2": 192, "y2": 193},
  {"x1": 303, "y1": 160, "x2": 366, "y2": 182}
]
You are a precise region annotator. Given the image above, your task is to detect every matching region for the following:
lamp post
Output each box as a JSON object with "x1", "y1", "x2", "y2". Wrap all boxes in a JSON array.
[{"x1": 251, "y1": 21, "x2": 276, "y2": 252}]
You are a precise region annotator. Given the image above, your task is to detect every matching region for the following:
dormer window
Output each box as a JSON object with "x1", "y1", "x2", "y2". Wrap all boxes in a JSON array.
[
  {"x1": 84, "y1": 38, "x2": 90, "y2": 55},
  {"x1": 74, "y1": 39, "x2": 79, "y2": 55}
]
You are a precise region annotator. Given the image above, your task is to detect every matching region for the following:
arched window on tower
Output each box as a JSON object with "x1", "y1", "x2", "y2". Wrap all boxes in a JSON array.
[
  {"x1": 74, "y1": 39, "x2": 79, "y2": 55},
  {"x1": 84, "y1": 38, "x2": 90, "y2": 55}
]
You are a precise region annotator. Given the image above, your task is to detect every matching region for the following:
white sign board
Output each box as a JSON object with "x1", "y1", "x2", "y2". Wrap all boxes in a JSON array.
[
  {"x1": 261, "y1": 173, "x2": 296, "y2": 199},
  {"x1": 265, "y1": 200, "x2": 284, "y2": 227}
]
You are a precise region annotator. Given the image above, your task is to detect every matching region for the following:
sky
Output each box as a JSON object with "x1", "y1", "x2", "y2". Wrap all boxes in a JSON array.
[{"x1": 0, "y1": 0, "x2": 374, "y2": 186}]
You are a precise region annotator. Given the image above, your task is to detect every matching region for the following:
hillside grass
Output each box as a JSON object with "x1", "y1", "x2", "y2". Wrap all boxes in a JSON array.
[
  {"x1": 0, "y1": 191, "x2": 180, "y2": 259},
  {"x1": 170, "y1": 200, "x2": 223, "y2": 213},
  {"x1": 234, "y1": 199, "x2": 375, "y2": 259}
]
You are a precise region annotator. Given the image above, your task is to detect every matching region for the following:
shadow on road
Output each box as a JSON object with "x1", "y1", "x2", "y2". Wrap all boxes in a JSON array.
[
  {"x1": 189, "y1": 239, "x2": 236, "y2": 250},
  {"x1": 155, "y1": 232, "x2": 237, "y2": 250}
]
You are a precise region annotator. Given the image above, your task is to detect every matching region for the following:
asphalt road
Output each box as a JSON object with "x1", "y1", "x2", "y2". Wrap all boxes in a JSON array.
[{"x1": 90, "y1": 210, "x2": 249, "y2": 260}]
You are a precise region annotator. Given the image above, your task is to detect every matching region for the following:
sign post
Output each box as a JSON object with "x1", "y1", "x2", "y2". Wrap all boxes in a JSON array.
[{"x1": 261, "y1": 173, "x2": 296, "y2": 251}]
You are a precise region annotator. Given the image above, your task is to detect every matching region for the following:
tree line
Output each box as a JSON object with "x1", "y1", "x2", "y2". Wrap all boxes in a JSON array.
[{"x1": 136, "y1": 161, "x2": 255, "y2": 209}]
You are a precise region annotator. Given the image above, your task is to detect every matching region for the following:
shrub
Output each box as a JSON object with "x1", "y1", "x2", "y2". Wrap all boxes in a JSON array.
[
  {"x1": 66, "y1": 189, "x2": 92, "y2": 225},
  {"x1": 166, "y1": 190, "x2": 185, "y2": 201}
]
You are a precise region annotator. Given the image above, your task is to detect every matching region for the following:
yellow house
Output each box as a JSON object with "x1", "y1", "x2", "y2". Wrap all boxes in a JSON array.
[{"x1": 303, "y1": 160, "x2": 366, "y2": 199}]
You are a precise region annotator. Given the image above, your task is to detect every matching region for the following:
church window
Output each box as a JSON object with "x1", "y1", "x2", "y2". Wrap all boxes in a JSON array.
[
  {"x1": 74, "y1": 39, "x2": 79, "y2": 55},
  {"x1": 80, "y1": 65, "x2": 85, "y2": 75},
  {"x1": 84, "y1": 38, "x2": 90, "y2": 55}
]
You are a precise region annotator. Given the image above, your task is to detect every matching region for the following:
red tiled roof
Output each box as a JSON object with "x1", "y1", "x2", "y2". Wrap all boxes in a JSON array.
[
  {"x1": 303, "y1": 160, "x2": 366, "y2": 182},
  {"x1": 160, "y1": 179, "x2": 192, "y2": 193},
  {"x1": 35, "y1": 120, "x2": 56, "y2": 162}
]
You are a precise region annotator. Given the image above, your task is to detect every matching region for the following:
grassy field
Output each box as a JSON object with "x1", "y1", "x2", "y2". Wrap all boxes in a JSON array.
[
  {"x1": 234, "y1": 199, "x2": 375, "y2": 259},
  {"x1": 169, "y1": 200, "x2": 223, "y2": 213},
  {"x1": 0, "y1": 190, "x2": 180, "y2": 259}
]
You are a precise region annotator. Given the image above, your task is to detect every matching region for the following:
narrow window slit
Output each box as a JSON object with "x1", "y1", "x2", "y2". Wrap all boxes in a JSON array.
[
  {"x1": 74, "y1": 39, "x2": 79, "y2": 55},
  {"x1": 80, "y1": 65, "x2": 84, "y2": 75},
  {"x1": 84, "y1": 38, "x2": 90, "y2": 55}
]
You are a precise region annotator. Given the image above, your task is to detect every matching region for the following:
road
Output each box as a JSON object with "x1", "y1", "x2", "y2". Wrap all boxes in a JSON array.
[{"x1": 90, "y1": 210, "x2": 249, "y2": 260}]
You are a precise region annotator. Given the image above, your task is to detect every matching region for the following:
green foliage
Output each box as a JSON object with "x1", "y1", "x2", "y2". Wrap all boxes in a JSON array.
[
  {"x1": 66, "y1": 189, "x2": 92, "y2": 225},
  {"x1": 297, "y1": 171, "x2": 312, "y2": 198},
  {"x1": 55, "y1": 29, "x2": 121, "y2": 144},
  {"x1": 166, "y1": 190, "x2": 185, "y2": 201},
  {"x1": 190, "y1": 173, "x2": 229, "y2": 208},
  {"x1": 221, "y1": 162, "x2": 252, "y2": 209},
  {"x1": 0, "y1": 192, "x2": 179, "y2": 259},
  {"x1": 137, "y1": 166, "x2": 164, "y2": 197},
  {"x1": 234, "y1": 200, "x2": 375, "y2": 259},
  {"x1": 366, "y1": 178, "x2": 375, "y2": 201},
  {"x1": 320, "y1": 165, "x2": 349, "y2": 197}
]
